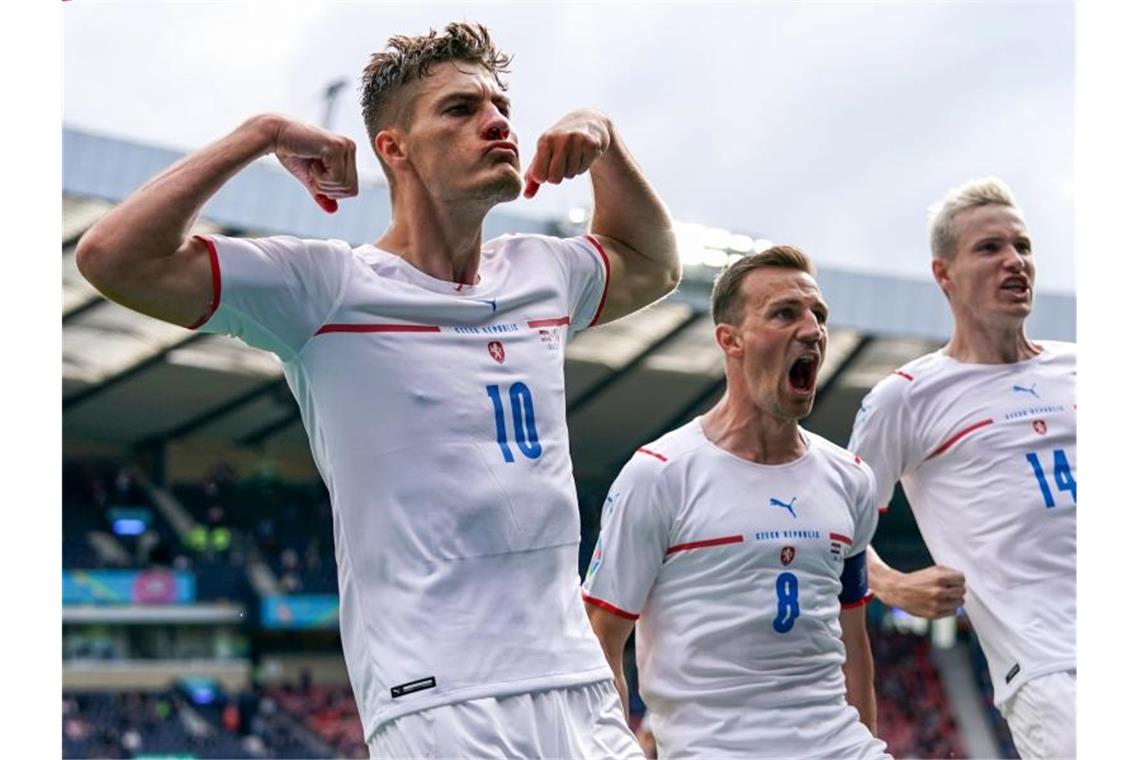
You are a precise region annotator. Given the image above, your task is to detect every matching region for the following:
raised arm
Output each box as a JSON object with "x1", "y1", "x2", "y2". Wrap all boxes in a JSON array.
[
  {"x1": 523, "y1": 109, "x2": 680, "y2": 323},
  {"x1": 585, "y1": 603, "x2": 637, "y2": 723},
  {"x1": 839, "y1": 604, "x2": 878, "y2": 736},
  {"x1": 75, "y1": 114, "x2": 358, "y2": 328}
]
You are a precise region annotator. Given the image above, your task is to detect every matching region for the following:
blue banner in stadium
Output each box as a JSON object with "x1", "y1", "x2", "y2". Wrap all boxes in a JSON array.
[
  {"x1": 63, "y1": 569, "x2": 196, "y2": 605},
  {"x1": 261, "y1": 594, "x2": 339, "y2": 629}
]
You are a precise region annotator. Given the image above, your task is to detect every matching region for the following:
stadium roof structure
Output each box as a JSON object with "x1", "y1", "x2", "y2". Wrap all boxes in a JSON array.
[{"x1": 62, "y1": 126, "x2": 1075, "y2": 504}]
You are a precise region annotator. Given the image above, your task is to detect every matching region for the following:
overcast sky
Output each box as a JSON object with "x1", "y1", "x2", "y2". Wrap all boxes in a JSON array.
[{"x1": 62, "y1": 1, "x2": 1074, "y2": 293}]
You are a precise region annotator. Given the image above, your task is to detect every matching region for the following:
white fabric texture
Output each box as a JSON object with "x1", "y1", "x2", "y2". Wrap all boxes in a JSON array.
[
  {"x1": 367, "y1": 680, "x2": 643, "y2": 759},
  {"x1": 583, "y1": 419, "x2": 886, "y2": 758},
  {"x1": 198, "y1": 232, "x2": 614, "y2": 739},
  {"x1": 999, "y1": 670, "x2": 1076, "y2": 759},
  {"x1": 849, "y1": 342, "x2": 1076, "y2": 707}
]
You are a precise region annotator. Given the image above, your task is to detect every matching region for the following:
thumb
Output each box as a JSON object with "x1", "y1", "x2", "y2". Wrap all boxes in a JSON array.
[
  {"x1": 314, "y1": 193, "x2": 338, "y2": 214},
  {"x1": 523, "y1": 177, "x2": 541, "y2": 199}
]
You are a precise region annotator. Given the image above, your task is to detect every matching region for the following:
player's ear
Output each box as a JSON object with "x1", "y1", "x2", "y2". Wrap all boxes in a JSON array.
[
  {"x1": 375, "y1": 129, "x2": 408, "y2": 173},
  {"x1": 714, "y1": 322, "x2": 743, "y2": 358},
  {"x1": 931, "y1": 256, "x2": 952, "y2": 299}
]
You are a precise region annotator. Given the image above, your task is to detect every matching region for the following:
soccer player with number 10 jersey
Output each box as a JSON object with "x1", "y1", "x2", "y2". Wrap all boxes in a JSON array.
[
  {"x1": 76, "y1": 22, "x2": 681, "y2": 758},
  {"x1": 849, "y1": 178, "x2": 1076, "y2": 759}
]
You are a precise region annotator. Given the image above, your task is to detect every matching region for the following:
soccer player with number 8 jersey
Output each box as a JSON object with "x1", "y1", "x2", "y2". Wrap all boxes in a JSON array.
[
  {"x1": 849, "y1": 178, "x2": 1076, "y2": 759},
  {"x1": 76, "y1": 22, "x2": 681, "y2": 758},
  {"x1": 584, "y1": 246, "x2": 891, "y2": 758}
]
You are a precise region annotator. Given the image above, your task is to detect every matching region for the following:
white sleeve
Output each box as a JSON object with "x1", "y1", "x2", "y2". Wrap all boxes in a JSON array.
[
  {"x1": 582, "y1": 454, "x2": 671, "y2": 619},
  {"x1": 847, "y1": 376, "x2": 919, "y2": 511},
  {"x1": 194, "y1": 234, "x2": 353, "y2": 360},
  {"x1": 551, "y1": 235, "x2": 610, "y2": 338},
  {"x1": 850, "y1": 461, "x2": 881, "y2": 555}
]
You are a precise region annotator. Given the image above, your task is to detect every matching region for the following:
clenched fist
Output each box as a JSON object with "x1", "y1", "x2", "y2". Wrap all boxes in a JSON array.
[
  {"x1": 267, "y1": 116, "x2": 359, "y2": 213},
  {"x1": 523, "y1": 109, "x2": 612, "y2": 198},
  {"x1": 879, "y1": 564, "x2": 966, "y2": 619}
]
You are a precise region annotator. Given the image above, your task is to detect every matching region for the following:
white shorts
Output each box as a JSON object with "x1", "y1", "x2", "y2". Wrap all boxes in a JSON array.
[
  {"x1": 367, "y1": 679, "x2": 643, "y2": 759},
  {"x1": 652, "y1": 700, "x2": 891, "y2": 760},
  {"x1": 999, "y1": 670, "x2": 1076, "y2": 759}
]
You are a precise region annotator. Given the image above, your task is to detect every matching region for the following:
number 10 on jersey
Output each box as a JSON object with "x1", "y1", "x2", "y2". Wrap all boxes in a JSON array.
[{"x1": 486, "y1": 382, "x2": 543, "y2": 462}]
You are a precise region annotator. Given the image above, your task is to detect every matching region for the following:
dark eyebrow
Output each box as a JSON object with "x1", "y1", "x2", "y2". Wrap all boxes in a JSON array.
[
  {"x1": 439, "y1": 92, "x2": 479, "y2": 107},
  {"x1": 437, "y1": 92, "x2": 511, "y2": 111},
  {"x1": 767, "y1": 296, "x2": 828, "y2": 314}
]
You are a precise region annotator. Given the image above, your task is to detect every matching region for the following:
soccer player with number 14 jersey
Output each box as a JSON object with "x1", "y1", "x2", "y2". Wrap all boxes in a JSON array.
[
  {"x1": 584, "y1": 247, "x2": 891, "y2": 759},
  {"x1": 850, "y1": 178, "x2": 1075, "y2": 759}
]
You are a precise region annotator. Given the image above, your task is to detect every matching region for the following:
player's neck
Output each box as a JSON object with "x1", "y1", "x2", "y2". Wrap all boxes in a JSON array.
[
  {"x1": 377, "y1": 191, "x2": 489, "y2": 286},
  {"x1": 944, "y1": 317, "x2": 1041, "y2": 364},
  {"x1": 700, "y1": 395, "x2": 807, "y2": 466}
]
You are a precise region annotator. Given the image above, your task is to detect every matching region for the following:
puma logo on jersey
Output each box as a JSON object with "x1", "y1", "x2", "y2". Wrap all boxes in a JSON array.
[
  {"x1": 1012, "y1": 383, "x2": 1039, "y2": 398},
  {"x1": 769, "y1": 496, "x2": 797, "y2": 518},
  {"x1": 477, "y1": 298, "x2": 498, "y2": 313}
]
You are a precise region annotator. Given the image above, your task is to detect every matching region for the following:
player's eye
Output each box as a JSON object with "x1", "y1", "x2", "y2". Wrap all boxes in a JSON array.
[
  {"x1": 813, "y1": 310, "x2": 828, "y2": 325},
  {"x1": 445, "y1": 104, "x2": 472, "y2": 116},
  {"x1": 1016, "y1": 240, "x2": 1033, "y2": 254}
]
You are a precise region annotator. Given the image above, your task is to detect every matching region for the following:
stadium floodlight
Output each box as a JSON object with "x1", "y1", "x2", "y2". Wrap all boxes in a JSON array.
[
  {"x1": 701, "y1": 248, "x2": 729, "y2": 269},
  {"x1": 702, "y1": 226, "x2": 732, "y2": 251},
  {"x1": 674, "y1": 221, "x2": 709, "y2": 267},
  {"x1": 728, "y1": 234, "x2": 753, "y2": 253},
  {"x1": 567, "y1": 207, "x2": 588, "y2": 224}
]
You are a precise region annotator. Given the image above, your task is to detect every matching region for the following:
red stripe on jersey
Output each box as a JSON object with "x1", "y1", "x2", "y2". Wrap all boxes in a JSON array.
[
  {"x1": 527, "y1": 316, "x2": 571, "y2": 328},
  {"x1": 894, "y1": 370, "x2": 915, "y2": 381},
  {"x1": 924, "y1": 418, "x2": 994, "y2": 460},
  {"x1": 583, "y1": 234, "x2": 611, "y2": 327},
  {"x1": 841, "y1": 592, "x2": 875, "y2": 610},
  {"x1": 582, "y1": 593, "x2": 639, "y2": 621},
  {"x1": 829, "y1": 532, "x2": 853, "y2": 545},
  {"x1": 315, "y1": 323, "x2": 442, "y2": 335},
  {"x1": 186, "y1": 235, "x2": 221, "y2": 330},
  {"x1": 665, "y1": 535, "x2": 744, "y2": 555},
  {"x1": 877, "y1": 505, "x2": 890, "y2": 514},
  {"x1": 636, "y1": 447, "x2": 668, "y2": 462}
]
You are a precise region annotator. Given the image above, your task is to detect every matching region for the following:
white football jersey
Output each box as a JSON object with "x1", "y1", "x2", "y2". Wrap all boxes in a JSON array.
[
  {"x1": 195, "y1": 232, "x2": 614, "y2": 738},
  {"x1": 582, "y1": 419, "x2": 886, "y2": 758},
  {"x1": 848, "y1": 341, "x2": 1076, "y2": 706}
]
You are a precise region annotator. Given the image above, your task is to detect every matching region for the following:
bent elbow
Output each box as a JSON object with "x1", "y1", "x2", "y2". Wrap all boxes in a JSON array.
[
  {"x1": 664, "y1": 259, "x2": 682, "y2": 292},
  {"x1": 74, "y1": 231, "x2": 109, "y2": 287}
]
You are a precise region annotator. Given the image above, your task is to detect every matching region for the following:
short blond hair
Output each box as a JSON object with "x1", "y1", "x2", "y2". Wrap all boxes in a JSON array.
[
  {"x1": 928, "y1": 177, "x2": 1019, "y2": 259},
  {"x1": 711, "y1": 245, "x2": 816, "y2": 325}
]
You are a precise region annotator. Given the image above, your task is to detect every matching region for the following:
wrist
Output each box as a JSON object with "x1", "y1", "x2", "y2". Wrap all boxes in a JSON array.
[
  {"x1": 870, "y1": 564, "x2": 902, "y2": 607},
  {"x1": 240, "y1": 113, "x2": 285, "y2": 156}
]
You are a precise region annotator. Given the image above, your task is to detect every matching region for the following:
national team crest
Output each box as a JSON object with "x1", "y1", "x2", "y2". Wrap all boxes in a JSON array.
[
  {"x1": 780, "y1": 546, "x2": 796, "y2": 566},
  {"x1": 1032, "y1": 419, "x2": 1047, "y2": 436},
  {"x1": 488, "y1": 341, "x2": 505, "y2": 363}
]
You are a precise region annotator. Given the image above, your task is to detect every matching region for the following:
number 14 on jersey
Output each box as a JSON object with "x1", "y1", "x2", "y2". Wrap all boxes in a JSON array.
[{"x1": 1026, "y1": 448, "x2": 1076, "y2": 508}]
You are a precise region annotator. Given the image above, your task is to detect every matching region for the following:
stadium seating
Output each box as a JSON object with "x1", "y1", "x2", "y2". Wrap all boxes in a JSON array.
[{"x1": 872, "y1": 630, "x2": 966, "y2": 759}]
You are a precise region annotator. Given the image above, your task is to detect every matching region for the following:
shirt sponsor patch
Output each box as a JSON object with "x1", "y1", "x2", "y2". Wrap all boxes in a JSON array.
[
  {"x1": 391, "y1": 676, "x2": 437, "y2": 699},
  {"x1": 1005, "y1": 663, "x2": 1021, "y2": 684}
]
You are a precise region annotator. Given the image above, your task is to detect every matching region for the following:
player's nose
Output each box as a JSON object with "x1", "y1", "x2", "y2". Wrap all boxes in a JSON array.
[{"x1": 482, "y1": 106, "x2": 512, "y2": 142}]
